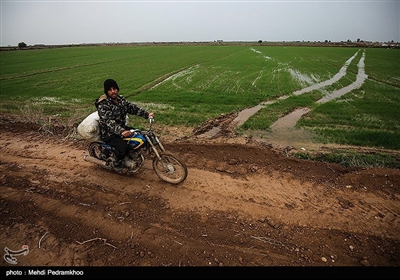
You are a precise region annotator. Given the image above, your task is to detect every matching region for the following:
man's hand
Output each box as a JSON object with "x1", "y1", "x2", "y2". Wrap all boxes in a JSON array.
[{"x1": 121, "y1": 130, "x2": 131, "y2": 137}]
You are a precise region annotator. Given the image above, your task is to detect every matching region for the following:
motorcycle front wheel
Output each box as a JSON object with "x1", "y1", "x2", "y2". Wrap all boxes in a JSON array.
[{"x1": 153, "y1": 152, "x2": 188, "y2": 184}]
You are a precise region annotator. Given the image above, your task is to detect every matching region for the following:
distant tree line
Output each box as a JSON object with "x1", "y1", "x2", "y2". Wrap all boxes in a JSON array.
[{"x1": 2, "y1": 40, "x2": 397, "y2": 51}]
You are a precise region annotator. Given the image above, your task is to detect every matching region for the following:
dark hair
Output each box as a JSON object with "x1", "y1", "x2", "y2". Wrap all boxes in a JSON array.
[{"x1": 103, "y1": 79, "x2": 119, "y2": 93}]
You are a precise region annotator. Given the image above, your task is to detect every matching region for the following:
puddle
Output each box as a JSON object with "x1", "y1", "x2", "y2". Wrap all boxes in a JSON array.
[
  {"x1": 198, "y1": 49, "x2": 368, "y2": 148},
  {"x1": 317, "y1": 51, "x2": 367, "y2": 103},
  {"x1": 270, "y1": 108, "x2": 311, "y2": 131},
  {"x1": 293, "y1": 50, "x2": 359, "y2": 96},
  {"x1": 251, "y1": 108, "x2": 318, "y2": 149},
  {"x1": 197, "y1": 126, "x2": 221, "y2": 138},
  {"x1": 231, "y1": 105, "x2": 265, "y2": 127}
]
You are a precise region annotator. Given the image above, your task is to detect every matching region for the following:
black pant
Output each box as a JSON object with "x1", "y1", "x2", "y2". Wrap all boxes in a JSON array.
[{"x1": 104, "y1": 134, "x2": 130, "y2": 161}]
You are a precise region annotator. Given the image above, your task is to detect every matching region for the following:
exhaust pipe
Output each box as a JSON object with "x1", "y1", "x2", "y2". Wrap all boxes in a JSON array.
[{"x1": 84, "y1": 155, "x2": 113, "y2": 170}]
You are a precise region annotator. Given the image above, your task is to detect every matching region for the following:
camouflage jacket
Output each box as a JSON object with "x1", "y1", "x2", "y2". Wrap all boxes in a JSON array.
[{"x1": 94, "y1": 94, "x2": 150, "y2": 141}]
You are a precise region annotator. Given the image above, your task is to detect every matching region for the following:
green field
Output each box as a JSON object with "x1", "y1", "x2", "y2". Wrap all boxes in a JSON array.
[{"x1": 1, "y1": 45, "x2": 399, "y2": 150}]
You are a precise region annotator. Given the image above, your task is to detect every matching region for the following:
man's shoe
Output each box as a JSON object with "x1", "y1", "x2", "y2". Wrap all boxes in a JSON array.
[{"x1": 113, "y1": 160, "x2": 127, "y2": 174}]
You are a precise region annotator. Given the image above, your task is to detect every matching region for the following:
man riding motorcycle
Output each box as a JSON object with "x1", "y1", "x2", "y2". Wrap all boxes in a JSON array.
[{"x1": 94, "y1": 78, "x2": 154, "y2": 173}]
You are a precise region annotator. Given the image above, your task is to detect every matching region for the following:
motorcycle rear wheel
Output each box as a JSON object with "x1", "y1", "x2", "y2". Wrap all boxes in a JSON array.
[{"x1": 153, "y1": 152, "x2": 188, "y2": 184}]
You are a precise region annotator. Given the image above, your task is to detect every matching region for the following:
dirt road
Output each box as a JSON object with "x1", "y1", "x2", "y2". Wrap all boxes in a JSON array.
[{"x1": 0, "y1": 115, "x2": 399, "y2": 275}]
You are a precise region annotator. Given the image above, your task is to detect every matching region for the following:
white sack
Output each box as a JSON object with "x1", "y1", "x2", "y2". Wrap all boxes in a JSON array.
[{"x1": 77, "y1": 111, "x2": 100, "y2": 141}]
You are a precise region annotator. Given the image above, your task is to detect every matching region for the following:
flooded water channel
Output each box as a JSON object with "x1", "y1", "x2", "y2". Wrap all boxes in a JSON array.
[{"x1": 203, "y1": 49, "x2": 368, "y2": 149}]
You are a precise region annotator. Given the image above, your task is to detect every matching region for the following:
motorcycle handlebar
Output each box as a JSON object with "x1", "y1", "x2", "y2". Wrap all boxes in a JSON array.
[{"x1": 128, "y1": 116, "x2": 153, "y2": 136}]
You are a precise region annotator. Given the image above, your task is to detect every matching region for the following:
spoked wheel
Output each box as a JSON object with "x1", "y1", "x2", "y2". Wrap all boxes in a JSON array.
[
  {"x1": 153, "y1": 152, "x2": 188, "y2": 184},
  {"x1": 88, "y1": 142, "x2": 103, "y2": 159}
]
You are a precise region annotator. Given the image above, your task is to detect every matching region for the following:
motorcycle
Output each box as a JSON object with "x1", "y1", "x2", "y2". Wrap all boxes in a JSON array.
[{"x1": 83, "y1": 117, "x2": 188, "y2": 185}]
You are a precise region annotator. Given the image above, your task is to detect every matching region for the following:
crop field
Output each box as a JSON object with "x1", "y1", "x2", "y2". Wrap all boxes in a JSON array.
[{"x1": 0, "y1": 45, "x2": 399, "y2": 149}]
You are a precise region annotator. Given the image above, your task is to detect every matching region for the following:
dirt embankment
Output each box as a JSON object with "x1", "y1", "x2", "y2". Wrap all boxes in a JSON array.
[{"x1": 0, "y1": 115, "x2": 399, "y2": 275}]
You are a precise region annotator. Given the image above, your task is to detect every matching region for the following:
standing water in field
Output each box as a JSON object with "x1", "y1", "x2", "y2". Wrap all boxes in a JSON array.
[
  {"x1": 317, "y1": 50, "x2": 367, "y2": 103},
  {"x1": 200, "y1": 49, "x2": 368, "y2": 148},
  {"x1": 252, "y1": 49, "x2": 367, "y2": 147},
  {"x1": 293, "y1": 49, "x2": 360, "y2": 96}
]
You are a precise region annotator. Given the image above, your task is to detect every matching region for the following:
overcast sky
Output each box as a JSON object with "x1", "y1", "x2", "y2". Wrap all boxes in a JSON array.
[{"x1": 1, "y1": 0, "x2": 399, "y2": 46}]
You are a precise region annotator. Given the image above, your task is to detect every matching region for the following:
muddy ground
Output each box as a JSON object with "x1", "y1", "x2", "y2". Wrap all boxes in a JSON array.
[{"x1": 0, "y1": 114, "x2": 399, "y2": 277}]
